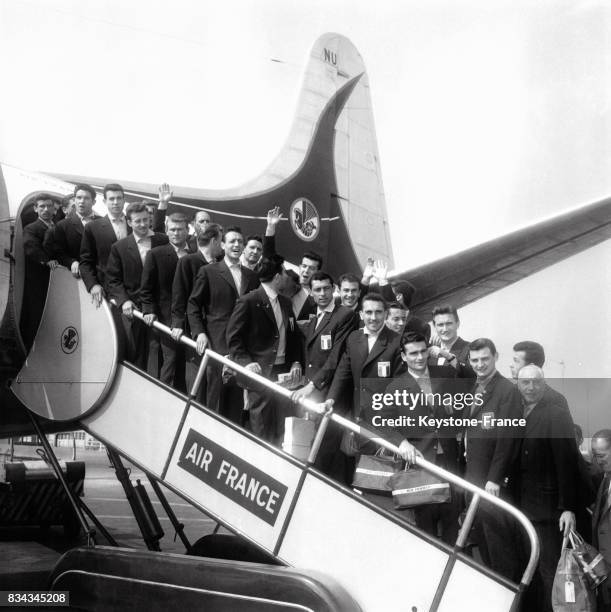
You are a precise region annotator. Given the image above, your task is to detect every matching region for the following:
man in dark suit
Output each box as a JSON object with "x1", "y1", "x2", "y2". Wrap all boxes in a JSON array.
[
  {"x1": 263, "y1": 206, "x2": 319, "y2": 324},
  {"x1": 140, "y1": 213, "x2": 192, "y2": 387},
  {"x1": 292, "y1": 271, "x2": 358, "y2": 477},
  {"x1": 227, "y1": 255, "x2": 304, "y2": 444},
  {"x1": 327, "y1": 293, "x2": 404, "y2": 484},
  {"x1": 428, "y1": 305, "x2": 471, "y2": 369},
  {"x1": 21, "y1": 194, "x2": 59, "y2": 348},
  {"x1": 378, "y1": 332, "x2": 462, "y2": 544},
  {"x1": 106, "y1": 202, "x2": 169, "y2": 369},
  {"x1": 170, "y1": 223, "x2": 223, "y2": 394},
  {"x1": 187, "y1": 226, "x2": 259, "y2": 414},
  {"x1": 80, "y1": 183, "x2": 131, "y2": 307},
  {"x1": 45, "y1": 183, "x2": 101, "y2": 277},
  {"x1": 592, "y1": 430, "x2": 611, "y2": 612},
  {"x1": 463, "y1": 337, "x2": 523, "y2": 581},
  {"x1": 513, "y1": 364, "x2": 577, "y2": 612}
]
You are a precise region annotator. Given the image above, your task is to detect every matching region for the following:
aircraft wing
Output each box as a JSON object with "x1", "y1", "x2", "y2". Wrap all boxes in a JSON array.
[{"x1": 401, "y1": 196, "x2": 611, "y2": 319}]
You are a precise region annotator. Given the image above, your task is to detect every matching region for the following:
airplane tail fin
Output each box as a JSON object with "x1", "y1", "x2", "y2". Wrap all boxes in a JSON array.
[{"x1": 235, "y1": 33, "x2": 394, "y2": 271}]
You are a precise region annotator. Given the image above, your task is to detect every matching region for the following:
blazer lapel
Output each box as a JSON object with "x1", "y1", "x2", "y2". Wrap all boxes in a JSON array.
[
  {"x1": 126, "y1": 235, "x2": 143, "y2": 273},
  {"x1": 363, "y1": 329, "x2": 387, "y2": 370},
  {"x1": 308, "y1": 310, "x2": 333, "y2": 345},
  {"x1": 69, "y1": 214, "x2": 84, "y2": 236},
  {"x1": 219, "y1": 261, "x2": 239, "y2": 296},
  {"x1": 239, "y1": 265, "x2": 250, "y2": 295},
  {"x1": 259, "y1": 288, "x2": 277, "y2": 327}
]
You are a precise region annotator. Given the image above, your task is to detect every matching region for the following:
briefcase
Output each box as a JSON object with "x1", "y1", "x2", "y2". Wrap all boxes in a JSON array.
[
  {"x1": 352, "y1": 450, "x2": 402, "y2": 495},
  {"x1": 388, "y1": 467, "x2": 451, "y2": 509}
]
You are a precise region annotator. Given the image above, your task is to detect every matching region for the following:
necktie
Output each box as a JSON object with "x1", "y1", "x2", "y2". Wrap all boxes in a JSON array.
[
  {"x1": 315, "y1": 311, "x2": 325, "y2": 329},
  {"x1": 271, "y1": 297, "x2": 284, "y2": 332}
]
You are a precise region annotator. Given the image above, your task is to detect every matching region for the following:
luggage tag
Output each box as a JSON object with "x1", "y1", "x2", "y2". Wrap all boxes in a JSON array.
[
  {"x1": 378, "y1": 361, "x2": 390, "y2": 377},
  {"x1": 565, "y1": 580, "x2": 575, "y2": 603},
  {"x1": 320, "y1": 334, "x2": 332, "y2": 350},
  {"x1": 481, "y1": 411, "x2": 495, "y2": 429}
]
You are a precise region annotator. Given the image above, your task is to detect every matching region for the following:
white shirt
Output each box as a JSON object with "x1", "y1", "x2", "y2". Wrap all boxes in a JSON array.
[
  {"x1": 172, "y1": 243, "x2": 189, "y2": 259},
  {"x1": 109, "y1": 215, "x2": 128, "y2": 240},
  {"x1": 315, "y1": 302, "x2": 335, "y2": 329},
  {"x1": 76, "y1": 212, "x2": 95, "y2": 226},
  {"x1": 224, "y1": 257, "x2": 243, "y2": 295},
  {"x1": 136, "y1": 230, "x2": 154, "y2": 263},
  {"x1": 262, "y1": 283, "x2": 286, "y2": 365},
  {"x1": 363, "y1": 327, "x2": 382, "y2": 353}
]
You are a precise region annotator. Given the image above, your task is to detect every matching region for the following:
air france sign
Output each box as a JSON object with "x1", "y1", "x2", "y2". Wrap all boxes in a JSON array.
[{"x1": 177, "y1": 429, "x2": 288, "y2": 526}]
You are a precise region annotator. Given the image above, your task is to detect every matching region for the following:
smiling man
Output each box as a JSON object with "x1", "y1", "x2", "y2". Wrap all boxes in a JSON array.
[
  {"x1": 187, "y1": 226, "x2": 259, "y2": 415},
  {"x1": 328, "y1": 293, "x2": 405, "y2": 480},
  {"x1": 80, "y1": 183, "x2": 131, "y2": 308},
  {"x1": 463, "y1": 337, "x2": 523, "y2": 581},
  {"x1": 514, "y1": 364, "x2": 577, "y2": 612},
  {"x1": 106, "y1": 202, "x2": 169, "y2": 369}
]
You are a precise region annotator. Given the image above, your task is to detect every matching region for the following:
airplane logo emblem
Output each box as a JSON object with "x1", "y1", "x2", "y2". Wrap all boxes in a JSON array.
[
  {"x1": 290, "y1": 198, "x2": 320, "y2": 242},
  {"x1": 60, "y1": 326, "x2": 79, "y2": 354}
]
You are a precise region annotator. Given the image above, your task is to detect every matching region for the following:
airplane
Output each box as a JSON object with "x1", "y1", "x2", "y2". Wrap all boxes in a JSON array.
[{"x1": 0, "y1": 30, "x2": 609, "y2": 610}]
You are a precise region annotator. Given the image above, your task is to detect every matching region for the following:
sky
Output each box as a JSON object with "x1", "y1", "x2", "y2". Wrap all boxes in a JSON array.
[{"x1": 0, "y1": 0, "x2": 610, "y2": 269}]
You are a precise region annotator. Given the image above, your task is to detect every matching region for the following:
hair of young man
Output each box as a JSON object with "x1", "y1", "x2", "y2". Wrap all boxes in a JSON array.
[
  {"x1": 400, "y1": 331, "x2": 428, "y2": 350},
  {"x1": 125, "y1": 201, "x2": 148, "y2": 220},
  {"x1": 245, "y1": 234, "x2": 263, "y2": 245},
  {"x1": 258, "y1": 255, "x2": 285, "y2": 283},
  {"x1": 197, "y1": 223, "x2": 223, "y2": 246},
  {"x1": 166, "y1": 212, "x2": 188, "y2": 227},
  {"x1": 432, "y1": 304, "x2": 459, "y2": 322},
  {"x1": 512, "y1": 340, "x2": 545, "y2": 367},
  {"x1": 73, "y1": 183, "x2": 96, "y2": 201},
  {"x1": 222, "y1": 225, "x2": 243, "y2": 239},
  {"x1": 361, "y1": 292, "x2": 387, "y2": 311},
  {"x1": 392, "y1": 280, "x2": 416, "y2": 307},
  {"x1": 469, "y1": 337, "x2": 497, "y2": 356},
  {"x1": 302, "y1": 250, "x2": 323, "y2": 270},
  {"x1": 339, "y1": 272, "x2": 360, "y2": 286},
  {"x1": 387, "y1": 301, "x2": 407, "y2": 312},
  {"x1": 310, "y1": 271, "x2": 335, "y2": 286},
  {"x1": 34, "y1": 193, "x2": 55, "y2": 205},
  {"x1": 592, "y1": 429, "x2": 611, "y2": 447},
  {"x1": 103, "y1": 183, "x2": 125, "y2": 198}
]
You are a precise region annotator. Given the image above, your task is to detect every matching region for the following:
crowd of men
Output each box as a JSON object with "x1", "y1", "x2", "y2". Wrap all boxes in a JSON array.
[{"x1": 21, "y1": 183, "x2": 610, "y2": 611}]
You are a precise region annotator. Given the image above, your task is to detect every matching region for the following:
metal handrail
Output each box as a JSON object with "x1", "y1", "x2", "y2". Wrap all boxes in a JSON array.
[{"x1": 131, "y1": 308, "x2": 539, "y2": 588}]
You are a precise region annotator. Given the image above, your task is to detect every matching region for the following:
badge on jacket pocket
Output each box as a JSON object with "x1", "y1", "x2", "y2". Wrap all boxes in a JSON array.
[
  {"x1": 378, "y1": 361, "x2": 390, "y2": 377},
  {"x1": 321, "y1": 334, "x2": 332, "y2": 350},
  {"x1": 481, "y1": 411, "x2": 495, "y2": 429}
]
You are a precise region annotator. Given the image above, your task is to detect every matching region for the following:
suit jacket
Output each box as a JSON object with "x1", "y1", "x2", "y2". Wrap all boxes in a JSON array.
[
  {"x1": 23, "y1": 219, "x2": 52, "y2": 266},
  {"x1": 106, "y1": 233, "x2": 169, "y2": 307},
  {"x1": 377, "y1": 366, "x2": 460, "y2": 466},
  {"x1": 171, "y1": 251, "x2": 211, "y2": 332},
  {"x1": 226, "y1": 285, "x2": 304, "y2": 377},
  {"x1": 187, "y1": 260, "x2": 259, "y2": 353},
  {"x1": 45, "y1": 213, "x2": 101, "y2": 268},
  {"x1": 80, "y1": 216, "x2": 132, "y2": 292},
  {"x1": 22, "y1": 219, "x2": 52, "y2": 314},
  {"x1": 463, "y1": 371, "x2": 522, "y2": 488},
  {"x1": 328, "y1": 326, "x2": 403, "y2": 419},
  {"x1": 511, "y1": 390, "x2": 578, "y2": 521},
  {"x1": 593, "y1": 474, "x2": 611, "y2": 601},
  {"x1": 140, "y1": 243, "x2": 194, "y2": 324},
  {"x1": 303, "y1": 304, "x2": 358, "y2": 393}
]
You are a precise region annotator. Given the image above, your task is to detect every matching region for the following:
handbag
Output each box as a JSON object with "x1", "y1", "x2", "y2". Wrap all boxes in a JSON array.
[
  {"x1": 388, "y1": 466, "x2": 451, "y2": 509},
  {"x1": 568, "y1": 529, "x2": 608, "y2": 589},
  {"x1": 552, "y1": 532, "x2": 598, "y2": 612},
  {"x1": 351, "y1": 449, "x2": 402, "y2": 495}
]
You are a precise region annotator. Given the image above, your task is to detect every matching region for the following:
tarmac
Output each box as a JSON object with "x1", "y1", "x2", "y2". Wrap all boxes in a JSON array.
[{"x1": 0, "y1": 442, "x2": 217, "y2": 592}]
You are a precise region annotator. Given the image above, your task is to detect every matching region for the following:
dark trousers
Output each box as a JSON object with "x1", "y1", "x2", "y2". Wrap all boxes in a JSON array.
[
  {"x1": 473, "y1": 497, "x2": 520, "y2": 582},
  {"x1": 414, "y1": 454, "x2": 461, "y2": 546},
  {"x1": 520, "y1": 520, "x2": 563, "y2": 612},
  {"x1": 247, "y1": 364, "x2": 296, "y2": 445},
  {"x1": 121, "y1": 314, "x2": 150, "y2": 371}
]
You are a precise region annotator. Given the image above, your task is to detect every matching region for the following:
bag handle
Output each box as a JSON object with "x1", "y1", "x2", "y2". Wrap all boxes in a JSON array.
[{"x1": 568, "y1": 529, "x2": 585, "y2": 549}]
